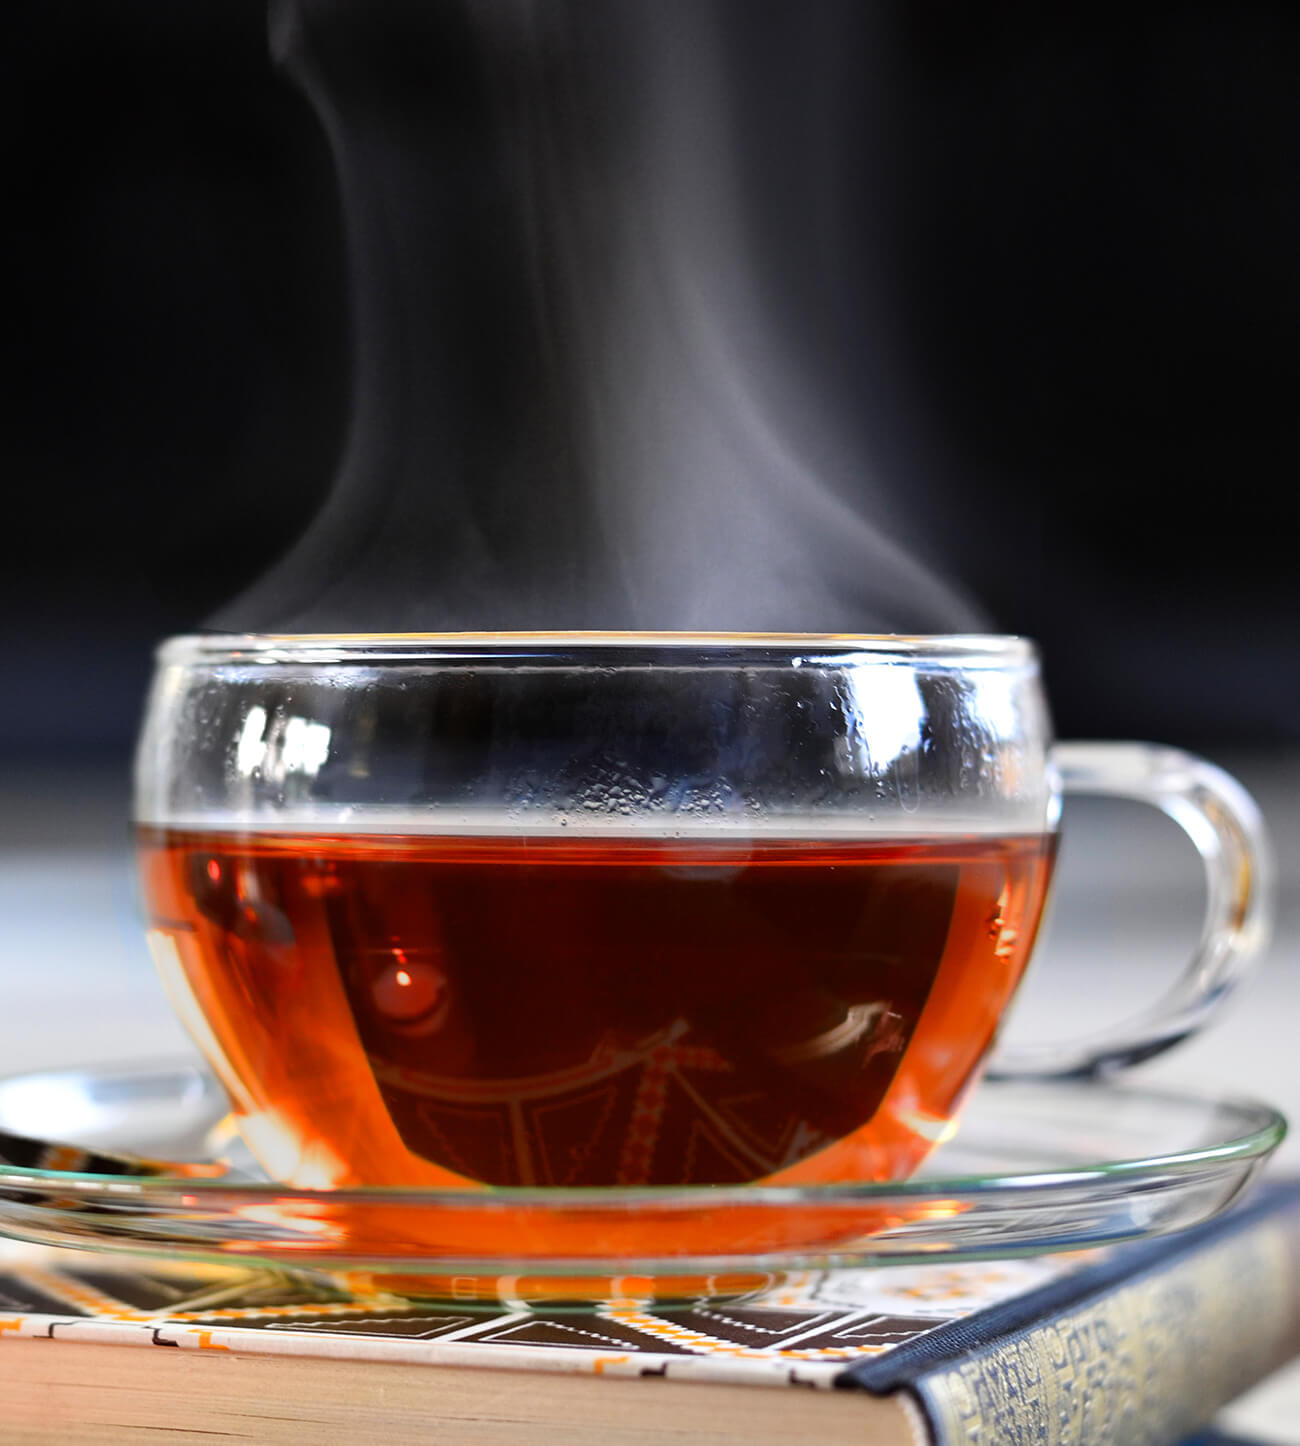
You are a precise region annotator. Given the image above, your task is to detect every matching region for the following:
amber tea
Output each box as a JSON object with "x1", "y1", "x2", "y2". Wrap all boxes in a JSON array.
[{"x1": 138, "y1": 828, "x2": 1055, "y2": 1190}]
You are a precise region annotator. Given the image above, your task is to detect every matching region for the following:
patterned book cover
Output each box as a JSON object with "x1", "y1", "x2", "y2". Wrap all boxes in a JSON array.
[
  {"x1": 0, "y1": 1243, "x2": 1088, "y2": 1389},
  {"x1": 2, "y1": 1181, "x2": 1299, "y2": 1444}
]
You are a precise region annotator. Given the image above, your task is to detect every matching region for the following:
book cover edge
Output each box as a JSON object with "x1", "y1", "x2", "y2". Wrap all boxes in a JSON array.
[
  {"x1": 843, "y1": 1176, "x2": 1300, "y2": 1445},
  {"x1": 839, "y1": 1174, "x2": 1300, "y2": 1395}
]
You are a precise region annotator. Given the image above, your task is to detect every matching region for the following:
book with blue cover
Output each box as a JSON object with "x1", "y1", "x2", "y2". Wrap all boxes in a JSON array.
[{"x1": 1, "y1": 1179, "x2": 1298, "y2": 1443}]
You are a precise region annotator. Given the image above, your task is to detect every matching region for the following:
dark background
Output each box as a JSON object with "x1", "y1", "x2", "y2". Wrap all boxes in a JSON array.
[{"x1": 3, "y1": 1, "x2": 1297, "y2": 764}]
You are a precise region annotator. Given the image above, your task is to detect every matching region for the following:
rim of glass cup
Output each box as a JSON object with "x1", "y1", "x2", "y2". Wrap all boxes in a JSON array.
[{"x1": 156, "y1": 631, "x2": 1038, "y2": 667}]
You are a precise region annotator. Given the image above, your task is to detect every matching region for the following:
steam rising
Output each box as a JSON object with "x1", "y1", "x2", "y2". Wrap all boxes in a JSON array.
[{"x1": 213, "y1": 0, "x2": 985, "y2": 636}]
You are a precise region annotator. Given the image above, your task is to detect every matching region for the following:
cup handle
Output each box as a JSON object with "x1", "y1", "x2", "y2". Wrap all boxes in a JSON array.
[{"x1": 988, "y1": 741, "x2": 1275, "y2": 1079}]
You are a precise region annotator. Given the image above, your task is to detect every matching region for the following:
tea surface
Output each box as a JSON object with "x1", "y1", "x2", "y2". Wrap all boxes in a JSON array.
[{"x1": 138, "y1": 830, "x2": 1054, "y2": 1188}]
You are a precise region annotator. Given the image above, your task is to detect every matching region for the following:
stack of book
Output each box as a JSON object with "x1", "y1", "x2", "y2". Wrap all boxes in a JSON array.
[{"x1": 1, "y1": 1179, "x2": 1298, "y2": 1443}]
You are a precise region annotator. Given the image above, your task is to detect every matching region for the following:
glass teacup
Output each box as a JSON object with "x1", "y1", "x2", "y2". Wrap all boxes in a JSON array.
[{"x1": 133, "y1": 633, "x2": 1271, "y2": 1190}]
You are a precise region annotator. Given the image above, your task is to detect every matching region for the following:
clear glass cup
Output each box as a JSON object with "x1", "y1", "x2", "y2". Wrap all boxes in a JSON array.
[{"x1": 133, "y1": 633, "x2": 1272, "y2": 1191}]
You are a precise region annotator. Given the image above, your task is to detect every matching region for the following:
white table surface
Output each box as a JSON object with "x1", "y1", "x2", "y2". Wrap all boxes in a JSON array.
[{"x1": 2, "y1": 751, "x2": 1297, "y2": 1442}]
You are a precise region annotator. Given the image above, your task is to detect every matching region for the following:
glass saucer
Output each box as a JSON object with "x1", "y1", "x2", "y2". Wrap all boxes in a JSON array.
[{"x1": 0, "y1": 1062, "x2": 1283, "y2": 1301}]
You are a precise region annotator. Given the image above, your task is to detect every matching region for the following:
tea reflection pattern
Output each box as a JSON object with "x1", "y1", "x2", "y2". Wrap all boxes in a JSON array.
[
  {"x1": 365, "y1": 1007, "x2": 907, "y2": 1188},
  {"x1": 327, "y1": 844, "x2": 957, "y2": 1186}
]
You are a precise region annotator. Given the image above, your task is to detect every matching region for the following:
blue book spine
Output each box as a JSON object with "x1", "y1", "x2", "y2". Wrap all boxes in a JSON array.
[{"x1": 840, "y1": 1178, "x2": 1300, "y2": 1445}]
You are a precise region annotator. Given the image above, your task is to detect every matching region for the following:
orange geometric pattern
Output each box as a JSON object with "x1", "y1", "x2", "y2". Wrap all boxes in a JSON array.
[
  {"x1": 0, "y1": 1247, "x2": 1091, "y2": 1386},
  {"x1": 617, "y1": 1040, "x2": 731, "y2": 1184}
]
